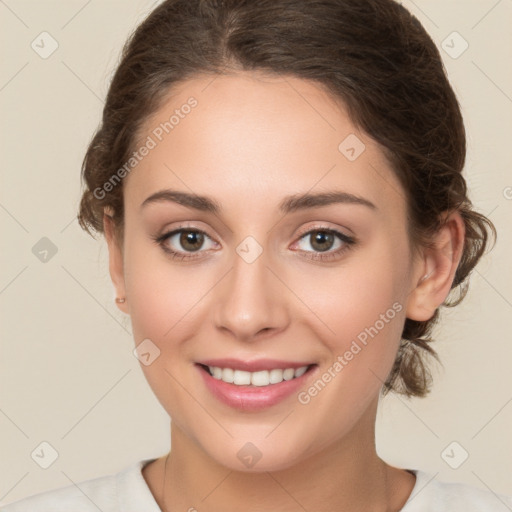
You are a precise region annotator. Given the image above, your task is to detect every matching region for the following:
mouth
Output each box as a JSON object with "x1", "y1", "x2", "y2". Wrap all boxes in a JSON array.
[{"x1": 195, "y1": 359, "x2": 318, "y2": 411}]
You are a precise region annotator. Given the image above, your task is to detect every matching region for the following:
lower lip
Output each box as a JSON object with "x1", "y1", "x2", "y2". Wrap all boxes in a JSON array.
[{"x1": 196, "y1": 364, "x2": 316, "y2": 411}]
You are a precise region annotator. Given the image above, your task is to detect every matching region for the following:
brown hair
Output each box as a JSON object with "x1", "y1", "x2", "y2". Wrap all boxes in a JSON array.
[{"x1": 78, "y1": 0, "x2": 495, "y2": 397}]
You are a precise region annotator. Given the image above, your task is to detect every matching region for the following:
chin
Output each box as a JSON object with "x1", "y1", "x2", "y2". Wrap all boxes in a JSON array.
[{"x1": 197, "y1": 433, "x2": 314, "y2": 473}]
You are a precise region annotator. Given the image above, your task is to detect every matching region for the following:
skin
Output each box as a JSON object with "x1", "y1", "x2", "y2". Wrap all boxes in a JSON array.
[{"x1": 104, "y1": 71, "x2": 465, "y2": 511}]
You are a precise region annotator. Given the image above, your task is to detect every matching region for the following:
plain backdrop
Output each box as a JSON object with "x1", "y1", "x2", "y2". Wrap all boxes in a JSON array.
[{"x1": 1, "y1": 0, "x2": 511, "y2": 507}]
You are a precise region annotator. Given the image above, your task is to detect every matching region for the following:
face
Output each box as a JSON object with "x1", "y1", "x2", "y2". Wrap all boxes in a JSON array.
[{"x1": 109, "y1": 72, "x2": 426, "y2": 471}]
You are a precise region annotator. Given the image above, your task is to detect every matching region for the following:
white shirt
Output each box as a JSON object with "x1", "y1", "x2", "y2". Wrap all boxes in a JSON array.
[{"x1": 2, "y1": 458, "x2": 511, "y2": 511}]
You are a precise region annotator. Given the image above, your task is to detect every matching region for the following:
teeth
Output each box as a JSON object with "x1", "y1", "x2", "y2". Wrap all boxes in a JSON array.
[
  {"x1": 283, "y1": 368, "x2": 295, "y2": 381},
  {"x1": 211, "y1": 367, "x2": 223, "y2": 379},
  {"x1": 294, "y1": 366, "x2": 308, "y2": 378},
  {"x1": 233, "y1": 370, "x2": 251, "y2": 385},
  {"x1": 207, "y1": 365, "x2": 310, "y2": 386},
  {"x1": 222, "y1": 367, "x2": 234, "y2": 383},
  {"x1": 269, "y1": 368, "x2": 283, "y2": 384}
]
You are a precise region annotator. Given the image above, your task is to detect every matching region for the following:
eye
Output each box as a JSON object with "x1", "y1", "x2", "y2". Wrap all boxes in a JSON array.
[
  {"x1": 154, "y1": 228, "x2": 217, "y2": 260},
  {"x1": 292, "y1": 227, "x2": 355, "y2": 261},
  {"x1": 153, "y1": 225, "x2": 356, "y2": 262}
]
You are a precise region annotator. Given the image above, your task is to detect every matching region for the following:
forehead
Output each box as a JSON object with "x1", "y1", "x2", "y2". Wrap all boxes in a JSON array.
[{"x1": 125, "y1": 71, "x2": 406, "y2": 220}]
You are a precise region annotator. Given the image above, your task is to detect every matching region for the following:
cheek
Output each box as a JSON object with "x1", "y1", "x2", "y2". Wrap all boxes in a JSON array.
[
  {"x1": 293, "y1": 262, "x2": 407, "y2": 432},
  {"x1": 306, "y1": 249, "x2": 406, "y2": 335},
  {"x1": 122, "y1": 237, "x2": 211, "y2": 418},
  {"x1": 125, "y1": 256, "x2": 204, "y2": 344},
  {"x1": 301, "y1": 241, "x2": 409, "y2": 380}
]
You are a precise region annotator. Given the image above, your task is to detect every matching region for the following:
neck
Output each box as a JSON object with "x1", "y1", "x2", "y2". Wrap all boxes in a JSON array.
[{"x1": 147, "y1": 399, "x2": 414, "y2": 512}]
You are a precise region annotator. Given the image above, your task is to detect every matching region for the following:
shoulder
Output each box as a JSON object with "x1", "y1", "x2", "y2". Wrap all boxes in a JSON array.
[
  {"x1": 401, "y1": 470, "x2": 512, "y2": 512},
  {"x1": 1, "y1": 459, "x2": 159, "y2": 512},
  {"x1": 0, "y1": 473, "x2": 117, "y2": 512}
]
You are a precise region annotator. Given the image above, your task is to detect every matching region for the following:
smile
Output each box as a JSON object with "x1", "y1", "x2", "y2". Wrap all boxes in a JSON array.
[{"x1": 196, "y1": 360, "x2": 318, "y2": 411}]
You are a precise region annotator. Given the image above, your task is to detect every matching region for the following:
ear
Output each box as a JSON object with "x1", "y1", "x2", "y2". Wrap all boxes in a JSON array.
[
  {"x1": 406, "y1": 211, "x2": 465, "y2": 322},
  {"x1": 104, "y1": 211, "x2": 128, "y2": 314}
]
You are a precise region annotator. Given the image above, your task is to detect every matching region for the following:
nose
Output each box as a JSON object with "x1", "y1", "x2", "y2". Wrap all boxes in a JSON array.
[{"x1": 213, "y1": 247, "x2": 290, "y2": 342}]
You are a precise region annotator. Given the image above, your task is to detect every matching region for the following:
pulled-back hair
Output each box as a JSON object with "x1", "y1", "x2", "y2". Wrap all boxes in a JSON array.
[{"x1": 78, "y1": 0, "x2": 495, "y2": 397}]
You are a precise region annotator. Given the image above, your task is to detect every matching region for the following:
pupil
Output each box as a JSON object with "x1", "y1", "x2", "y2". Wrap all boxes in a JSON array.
[{"x1": 311, "y1": 231, "x2": 333, "y2": 252}]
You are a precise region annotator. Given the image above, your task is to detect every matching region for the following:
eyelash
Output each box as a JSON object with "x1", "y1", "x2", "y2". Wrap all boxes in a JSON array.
[{"x1": 152, "y1": 225, "x2": 356, "y2": 262}]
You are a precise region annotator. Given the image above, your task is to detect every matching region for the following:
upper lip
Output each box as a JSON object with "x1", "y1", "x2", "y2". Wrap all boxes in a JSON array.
[{"x1": 197, "y1": 358, "x2": 315, "y2": 372}]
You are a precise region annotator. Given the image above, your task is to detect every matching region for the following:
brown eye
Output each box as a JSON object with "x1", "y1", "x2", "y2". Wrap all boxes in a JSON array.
[
  {"x1": 308, "y1": 230, "x2": 335, "y2": 252},
  {"x1": 292, "y1": 227, "x2": 356, "y2": 262},
  {"x1": 297, "y1": 229, "x2": 342, "y2": 253},
  {"x1": 179, "y1": 230, "x2": 205, "y2": 252},
  {"x1": 156, "y1": 228, "x2": 217, "y2": 259}
]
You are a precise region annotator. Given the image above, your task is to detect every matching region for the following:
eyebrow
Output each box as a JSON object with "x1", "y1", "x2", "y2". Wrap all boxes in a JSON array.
[{"x1": 141, "y1": 189, "x2": 377, "y2": 214}]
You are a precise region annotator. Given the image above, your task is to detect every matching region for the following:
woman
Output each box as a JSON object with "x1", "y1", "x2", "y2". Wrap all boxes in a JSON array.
[{"x1": 4, "y1": 0, "x2": 511, "y2": 510}]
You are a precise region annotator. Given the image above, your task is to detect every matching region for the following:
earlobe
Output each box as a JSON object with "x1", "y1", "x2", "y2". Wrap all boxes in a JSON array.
[
  {"x1": 104, "y1": 212, "x2": 128, "y2": 314},
  {"x1": 406, "y1": 212, "x2": 465, "y2": 322}
]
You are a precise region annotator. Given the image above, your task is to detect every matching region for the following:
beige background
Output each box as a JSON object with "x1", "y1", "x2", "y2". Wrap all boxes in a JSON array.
[{"x1": 1, "y1": 0, "x2": 511, "y2": 506}]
